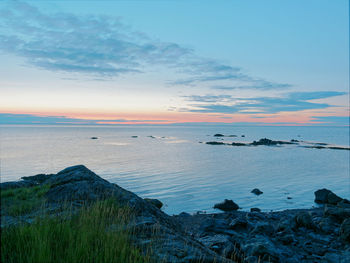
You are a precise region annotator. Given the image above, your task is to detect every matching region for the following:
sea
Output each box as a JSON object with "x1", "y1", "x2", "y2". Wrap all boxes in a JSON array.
[{"x1": 0, "y1": 124, "x2": 349, "y2": 215}]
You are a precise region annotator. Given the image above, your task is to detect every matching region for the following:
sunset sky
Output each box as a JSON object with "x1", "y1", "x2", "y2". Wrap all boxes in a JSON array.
[{"x1": 0, "y1": 0, "x2": 349, "y2": 125}]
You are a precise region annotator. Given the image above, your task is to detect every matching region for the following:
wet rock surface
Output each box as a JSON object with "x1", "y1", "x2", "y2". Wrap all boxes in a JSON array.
[{"x1": 2, "y1": 166, "x2": 350, "y2": 262}]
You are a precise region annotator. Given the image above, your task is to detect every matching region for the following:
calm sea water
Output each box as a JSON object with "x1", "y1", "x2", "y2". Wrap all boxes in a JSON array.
[{"x1": 0, "y1": 125, "x2": 349, "y2": 214}]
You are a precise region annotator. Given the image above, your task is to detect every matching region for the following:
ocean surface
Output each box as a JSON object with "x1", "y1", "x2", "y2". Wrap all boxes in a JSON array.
[{"x1": 0, "y1": 125, "x2": 349, "y2": 215}]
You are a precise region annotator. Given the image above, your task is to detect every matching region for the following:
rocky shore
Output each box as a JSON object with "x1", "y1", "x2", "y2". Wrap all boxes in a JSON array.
[{"x1": 1, "y1": 165, "x2": 349, "y2": 263}]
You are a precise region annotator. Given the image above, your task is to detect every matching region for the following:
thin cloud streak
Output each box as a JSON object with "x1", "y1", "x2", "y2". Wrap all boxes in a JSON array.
[
  {"x1": 182, "y1": 91, "x2": 347, "y2": 114},
  {"x1": 0, "y1": 113, "x2": 170, "y2": 125}
]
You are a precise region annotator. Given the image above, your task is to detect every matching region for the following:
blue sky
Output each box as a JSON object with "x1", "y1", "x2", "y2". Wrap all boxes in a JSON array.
[{"x1": 0, "y1": 0, "x2": 348, "y2": 125}]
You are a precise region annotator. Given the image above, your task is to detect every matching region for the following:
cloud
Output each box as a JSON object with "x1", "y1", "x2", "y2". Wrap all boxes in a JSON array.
[
  {"x1": 182, "y1": 95, "x2": 233, "y2": 103},
  {"x1": 0, "y1": 1, "x2": 290, "y2": 90},
  {"x1": 0, "y1": 113, "x2": 169, "y2": 125},
  {"x1": 0, "y1": 1, "x2": 191, "y2": 76},
  {"x1": 310, "y1": 116, "x2": 349, "y2": 125},
  {"x1": 211, "y1": 81, "x2": 292, "y2": 91},
  {"x1": 182, "y1": 91, "x2": 347, "y2": 114}
]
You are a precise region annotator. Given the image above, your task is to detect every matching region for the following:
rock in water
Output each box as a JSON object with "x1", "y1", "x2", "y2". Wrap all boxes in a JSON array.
[
  {"x1": 251, "y1": 188, "x2": 263, "y2": 195},
  {"x1": 214, "y1": 134, "x2": 225, "y2": 137},
  {"x1": 144, "y1": 198, "x2": 163, "y2": 209},
  {"x1": 214, "y1": 199, "x2": 239, "y2": 211},
  {"x1": 206, "y1": 141, "x2": 225, "y2": 145},
  {"x1": 314, "y1": 188, "x2": 343, "y2": 204},
  {"x1": 90, "y1": 137, "x2": 98, "y2": 139}
]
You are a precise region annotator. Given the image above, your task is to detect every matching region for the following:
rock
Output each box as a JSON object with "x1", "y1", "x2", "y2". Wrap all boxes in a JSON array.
[
  {"x1": 214, "y1": 134, "x2": 225, "y2": 137},
  {"x1": 250, "y1": 138, "x2": 293, "y2": 146},
  {"x1": 229, "y1": 217, "x2": 248, "y2": 230},
  {"x1": 0, "y1": 180, "x2": 36, "y2": 190},
  {"x1": 318, "y1": 217, "x2": 336, "y2": 234},
  {"x1": 90, "y1": 137, "x2": 98, "y2": 139},
  {"x1": 314, "y1": 188, "x2": 343, "y2": 205},
  {"x1": 214, "y1": 199, "x2": 239, "y2": 212},
  {"x1": 324, "y1": 205, "x2": 350, "y2": 222},
  {"x1": 228, "y1": 135, "x2": 237, "y2": 137},
  {"x1": 276, "y1": 233, "x2": 295, "y2": 245},
  {"x1": 241, "y1": 135, "x2": 245, "y2": 137},
  {"x1": 230, "y1": 142, "x2": 247, "y2": 146},
  {"x1": 328, "y1": 146, "x2": 350, "y2": 151},
  {"x1": 287, "y1": 197, "x2": 292, "y2": 199},
  {"x1": 315, "y1": 189, "x2": 332, "y2": 204},
  {"x1": 250, "y1": 208, "x2": 261, "y2": 212},
  {"x1": 144, "y1": 198, "x2": 163, "y2": 209},
  {"x1": 295, "y1": 212, "x2": 314, "y2": 229},
  {"x1": 200, "y1": 218, "x2": 229, "y2": 234},
  {"x1": 251, "y1": 188, "x2": 263, "y2": 195},
  {"x1": 327, "y1": 192, "x2": 343, "y2": 205},
  {"x1": 250, "y1": 223, "x2": 275, "y2": 236},
  {"x1": 339, "y1": 219, "x2": 350, "y2": 242},
  {"x1": 206, "y1": 141, "x2": 225, "y2": 145},
  {"x1": 178, "y1": 212, "x2": 191, "y2": 218},
  {"x1": 244, "y1": 239, "x2": 279, "y2": 262},
  {"x1": 21, "y1": 173, "x2": 53, "y2": 184},
  {"x1": 198, "y1": 234, "x2": 236, "y2": 258},
  {"x1": 131, "y1": 136, "x2": 138, "y2": 138},
  {"x1": 337, "y1": 199, "x2": 350, "y2": 208}
]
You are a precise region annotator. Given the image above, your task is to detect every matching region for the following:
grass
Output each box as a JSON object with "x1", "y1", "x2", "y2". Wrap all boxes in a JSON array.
[
  {"x1": 1, "y1": 185, "x2": 50, "y2": 216},
  {"x1": 1, "y1": 198, "x2": 153, "y2": 263}
]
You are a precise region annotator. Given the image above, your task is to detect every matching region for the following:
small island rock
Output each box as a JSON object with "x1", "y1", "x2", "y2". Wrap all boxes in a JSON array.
[
  {"x1": 314, "y1": 188, "x2": 343, "y2": 205},
  {"x1": 214, "y1": 199, "x2": 239, "y2": 211},
  {"x1": 251, "y1": 188, "x2": 263, "y2": 195}
]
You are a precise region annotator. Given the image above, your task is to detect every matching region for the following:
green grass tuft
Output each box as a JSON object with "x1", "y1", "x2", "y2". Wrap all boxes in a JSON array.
[
  {"x1": 1, "y1": 198, "x2": 152, "y2": 263},
  {"x1": 1, "y1": 185, "x2": 50, "y2": 216}
]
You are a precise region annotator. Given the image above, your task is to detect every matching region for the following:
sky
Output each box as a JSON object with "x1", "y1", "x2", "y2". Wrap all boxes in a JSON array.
[{"x1": 0, "y1": 0, "x2": 349, "y2": 125}]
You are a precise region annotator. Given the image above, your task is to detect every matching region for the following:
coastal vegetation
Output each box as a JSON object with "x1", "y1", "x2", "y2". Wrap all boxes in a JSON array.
[{"x1": 1, "y1": 196, "x2": 152, "y2": 263}]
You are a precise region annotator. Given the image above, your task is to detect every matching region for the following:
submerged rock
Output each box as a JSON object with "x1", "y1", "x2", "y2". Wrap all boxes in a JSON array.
[
  {"x1": 90, "y1": 137, "x2": 98, "y2": 139},
  {"x1": 251, "y1": 188, "x2": 263, "y2": 195},
  {"x1": 214, "y1": 199, "x2": 239, "y2": 212},
  {"x1": 131, "y1": 136, "x2": 138, "y2": 138}
]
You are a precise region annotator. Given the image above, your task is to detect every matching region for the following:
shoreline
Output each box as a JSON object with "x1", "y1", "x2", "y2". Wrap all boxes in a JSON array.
[{"x1": 1, "y1": 165, "x2": 350, "y2": 262}]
